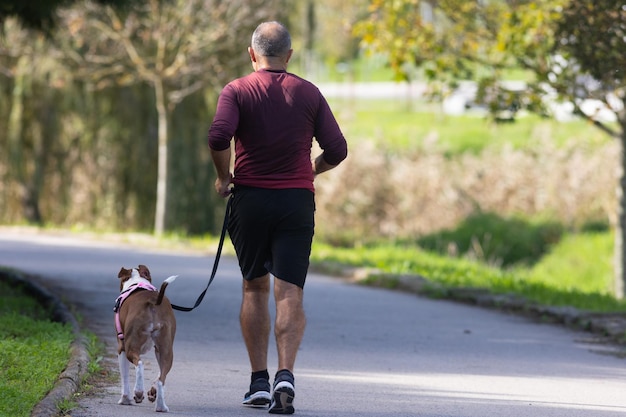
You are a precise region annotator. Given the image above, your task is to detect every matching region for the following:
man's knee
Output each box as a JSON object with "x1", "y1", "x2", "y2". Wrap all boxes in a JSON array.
[
  {"x1": 274, "y1": 278, "x2": 303, "y2": 303},
  {"x1": 243, "y1": 274, "x2": 271, "y2": 293},
  {"x1": 243, "y1": 274, "x2": 270, "y2": 289}
]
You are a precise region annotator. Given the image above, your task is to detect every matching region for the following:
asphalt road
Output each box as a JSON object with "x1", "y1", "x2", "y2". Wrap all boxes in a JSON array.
[{"x1": 1, "y1": 231, "x2": 626, "y2": 417}]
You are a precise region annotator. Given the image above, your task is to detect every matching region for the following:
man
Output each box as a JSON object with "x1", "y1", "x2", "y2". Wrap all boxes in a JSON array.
[{"x1": 208, "y1": 21, "x2": 347, "y2": 415}]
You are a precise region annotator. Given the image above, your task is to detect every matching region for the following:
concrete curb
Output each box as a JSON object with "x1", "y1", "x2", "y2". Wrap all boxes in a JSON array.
[{"x1": 0, "y1": 268, "x2": 90, "y2": 417}]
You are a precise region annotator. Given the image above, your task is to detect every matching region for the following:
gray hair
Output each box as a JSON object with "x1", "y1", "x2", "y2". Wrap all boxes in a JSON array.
[{"x1": 251, "y1": 21, "x2": 291, "y2": 57}]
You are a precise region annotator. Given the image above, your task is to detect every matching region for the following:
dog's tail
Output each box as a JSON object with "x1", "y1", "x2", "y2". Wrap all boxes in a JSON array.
[{"x1": 156, "y1": 275, "x2": 178, "y2": 306}]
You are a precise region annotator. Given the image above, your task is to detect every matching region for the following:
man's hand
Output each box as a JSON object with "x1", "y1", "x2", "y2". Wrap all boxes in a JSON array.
[
  {"x1": 214, "y1": 174, "x2": 233, "y2": 198},
  {"x1": 312, "y1": 153, "x2": 338, "y2": 178},
  {"x1": 210, "y1": 147, "x2": 233, "y2": 197}
]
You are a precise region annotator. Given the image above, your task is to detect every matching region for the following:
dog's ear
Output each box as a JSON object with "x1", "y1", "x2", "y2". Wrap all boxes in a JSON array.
[
  {"x1": 118, "y1": 267, "x2": 131, "y2": 280},
  {"x1": 118, "y1": 267, "x2": 132, "y2": 291},
  {"x1": 138, "y1": 264, "x2": 151, "y2": 281}
]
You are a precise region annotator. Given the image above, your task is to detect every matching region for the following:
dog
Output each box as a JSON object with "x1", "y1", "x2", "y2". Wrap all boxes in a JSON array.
[{"x1": 114, "y1": 264, "x2": 177, "y2": 412}]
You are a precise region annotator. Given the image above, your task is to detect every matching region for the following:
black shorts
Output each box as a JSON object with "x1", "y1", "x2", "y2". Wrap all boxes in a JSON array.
[{"x1": 228, "y1": 186, "x2": 315, "y2": 288}]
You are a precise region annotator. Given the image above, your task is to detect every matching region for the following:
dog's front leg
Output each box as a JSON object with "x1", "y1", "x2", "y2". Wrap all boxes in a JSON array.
[
  {"x1": 117, "y1": 351, "x2": 132, "y2": 405},
  {"x1": 134, "y1": 360, "x2": 145, "y2": 403}
]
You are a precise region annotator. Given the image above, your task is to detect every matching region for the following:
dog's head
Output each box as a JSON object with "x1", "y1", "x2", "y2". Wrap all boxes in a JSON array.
[{"x1": 117, "y1": 264, "x2": 152, "y2": 291}]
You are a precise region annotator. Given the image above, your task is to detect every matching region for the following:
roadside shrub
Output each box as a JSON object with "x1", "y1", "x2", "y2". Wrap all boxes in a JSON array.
[{"x1": 416, "y1": 212, "x2": 564, "y2": 267}]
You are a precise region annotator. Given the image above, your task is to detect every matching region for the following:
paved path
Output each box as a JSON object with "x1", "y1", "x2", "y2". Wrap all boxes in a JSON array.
[{"x1": 1, "y1": 232, "x2": 626, "y2": 416}]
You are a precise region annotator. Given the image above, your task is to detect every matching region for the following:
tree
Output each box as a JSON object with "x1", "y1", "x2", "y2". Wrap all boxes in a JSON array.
[
  {"x1": 355, "y1": 0, "x2": 626, "y2": 298},
  {"x1": 0, "y1": 0, "x2": 145, "y2": 32},
  {"x1": 553, "y1": 1, "x2": 626, "y2": 297},
  {"x1": 57, "y1": 0, "x2": 286, "y2": 235}
]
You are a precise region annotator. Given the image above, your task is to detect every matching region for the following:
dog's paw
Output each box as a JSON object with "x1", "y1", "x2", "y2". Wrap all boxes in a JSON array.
[
  {"x1": 148, "y1": 386, "x2": 157, "y2": 403},
  {"x1": 134, "y1": 391, "x2": 144, "y2": 403},
  {"x1": 155, "y1": 404, "x2": 169, "y2": 412},
  {"x1": 118, "y1": 395, "x2": 132, "y2": 405}
]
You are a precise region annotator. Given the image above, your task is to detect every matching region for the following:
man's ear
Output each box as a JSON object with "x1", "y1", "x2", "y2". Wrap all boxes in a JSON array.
[{"x1": 248, "y1": 46, "x2": 257, "y2": 63}]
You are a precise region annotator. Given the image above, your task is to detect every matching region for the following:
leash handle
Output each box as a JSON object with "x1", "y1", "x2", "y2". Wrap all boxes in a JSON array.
[{"x1": 171, "y1": 195, "x2": 233, "y2": 312}]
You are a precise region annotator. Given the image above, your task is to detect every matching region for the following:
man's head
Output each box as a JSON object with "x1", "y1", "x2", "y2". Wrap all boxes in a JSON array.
[
  {"x1": 251, "y1": 21, "x2": 291, "y2": 58},
  {"x1": 248, "y1": 21, "x2": 292, "y2": 71}
]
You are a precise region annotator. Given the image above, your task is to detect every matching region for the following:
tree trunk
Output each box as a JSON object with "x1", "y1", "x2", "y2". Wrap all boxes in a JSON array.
[
  {"x1": 615, "y1": 133, "x2": 626, "y2": 299},
  {"x1": 154, "y1": 77, "x2": 169, "y2": 236},
  {"x1": 303, "y1": 1, "x2": 315, "y2": 77},
  {"x1": 7, "y1": 55, "x2": 42, "y2": 223}
]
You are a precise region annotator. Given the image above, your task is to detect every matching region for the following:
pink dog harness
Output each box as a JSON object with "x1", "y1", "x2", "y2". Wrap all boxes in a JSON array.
[{"x1": 114, "y1": 281, "x2": 157, "y2": 340}]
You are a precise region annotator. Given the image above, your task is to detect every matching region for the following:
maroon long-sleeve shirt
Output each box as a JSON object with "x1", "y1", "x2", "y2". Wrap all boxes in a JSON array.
[{"x1": 208, "y1": 69, "x2": 347, "y2": 192}]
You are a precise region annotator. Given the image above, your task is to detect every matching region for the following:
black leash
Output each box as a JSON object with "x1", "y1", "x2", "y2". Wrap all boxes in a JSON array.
[{"x1": 171, "y1": 194, "x2": 233, "y2": 312}]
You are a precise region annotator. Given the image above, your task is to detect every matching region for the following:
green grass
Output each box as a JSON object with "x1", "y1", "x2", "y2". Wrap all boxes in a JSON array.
[
  {"x1": 328, "y1": 99, "x2": 611, "y2": 154},
  {"x1": 307, "y1": 54, "x2": 535, "y2": 83},
  {"x1": 526, "y1": 232, "x2": 614, "y2": 295},
  {"x1": 305, "y1": 54, "x2": 398, "y2": 82},
  {"x1": 0, "y1": 279, "x2": 74, "y2": 417},
  {"x1": 310, "y1": 230, "x2": 626, "y2": 312}
]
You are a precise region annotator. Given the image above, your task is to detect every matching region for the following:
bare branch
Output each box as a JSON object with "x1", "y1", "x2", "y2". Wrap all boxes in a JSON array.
[
  {"x1": 570, "y1": 101, "x2": 621, "y2": 139},
  {"x1": 167, "y1": 80, "x2": 204, "y2": 105}
]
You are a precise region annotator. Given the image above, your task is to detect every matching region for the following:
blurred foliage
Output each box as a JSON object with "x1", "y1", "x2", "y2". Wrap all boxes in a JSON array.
[
  {"x1": 555, "y1": 1, "x2": 626, "y2": 99},
  {"x1": 0, "y1": 0, "x2": 146, "y2": 32},
  {"x1": 416, "y1": 212, "x2": 564, "y2": 267},
  {"x1": 353, "y1": 0, "x2": 626, "y2": 297},
  {"x1": 0, "y1": 0, "x2": 288, "y2": 235},
  {"x1": 354, "y1": 0, "x2": 511, "y2": 82},
  {"x1": 354, "y1": 0, "x2": 625, "y2": 133}
]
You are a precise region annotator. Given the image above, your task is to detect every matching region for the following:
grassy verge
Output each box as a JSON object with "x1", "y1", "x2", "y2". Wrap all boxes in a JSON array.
[
  {"x1": 311, "y1": 231, "x2": 626, "y2": 313},
  {"x1": 0, "y1": 279, "x2": 74, "y2": 417}
]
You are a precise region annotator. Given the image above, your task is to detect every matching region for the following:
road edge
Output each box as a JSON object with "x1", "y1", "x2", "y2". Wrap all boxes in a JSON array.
[{"x1": 312, "y1": 264, "x2": 626, "y2": 348}]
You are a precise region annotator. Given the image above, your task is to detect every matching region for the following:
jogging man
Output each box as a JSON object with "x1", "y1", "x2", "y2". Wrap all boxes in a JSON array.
[{"x1": 208, "y1": 21, "x2": 347, "y2": 414}]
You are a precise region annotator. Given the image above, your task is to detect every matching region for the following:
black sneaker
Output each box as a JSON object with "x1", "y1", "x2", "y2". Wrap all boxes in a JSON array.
[
  {"x1": 242, "y1": 378, "x2": 271, "y2": 407},
  {"x1": 268, "y1": 378, "x2": 295, "y2": 414}
]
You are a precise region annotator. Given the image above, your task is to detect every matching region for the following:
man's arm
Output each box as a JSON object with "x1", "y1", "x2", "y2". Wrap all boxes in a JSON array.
[
  {"x1": 210, "y1": 147, "x2": 232, "y2": 197},
  {"x1": 312, "y1": 153, "x2": 339, "y2": 177},
  {"x1": 313, "y1": 95, "x2": 348, "y2": 176},
  {"x1": 208, "y1": 84, "x2": 238, "y2": 197}
]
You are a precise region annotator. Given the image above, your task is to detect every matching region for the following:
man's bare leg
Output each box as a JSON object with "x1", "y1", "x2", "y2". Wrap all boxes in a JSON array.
[
  {"x1": 240, "y1": 274, "x2": 271, "y2": 372},
  {"x1": 269, "y1": 277, "x2": 303, "y2": 414},
  {"x1": 273, "y1": 278, "x2": 306, "y2": 373},
  {"x1": 241, "y1": 274, "x2": 273, "y2": 406}
]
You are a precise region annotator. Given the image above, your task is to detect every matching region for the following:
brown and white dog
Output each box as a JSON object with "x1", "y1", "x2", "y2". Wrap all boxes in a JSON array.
[{"x1": 115, "y1": 265, "x2": 177, "y2": 412}]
